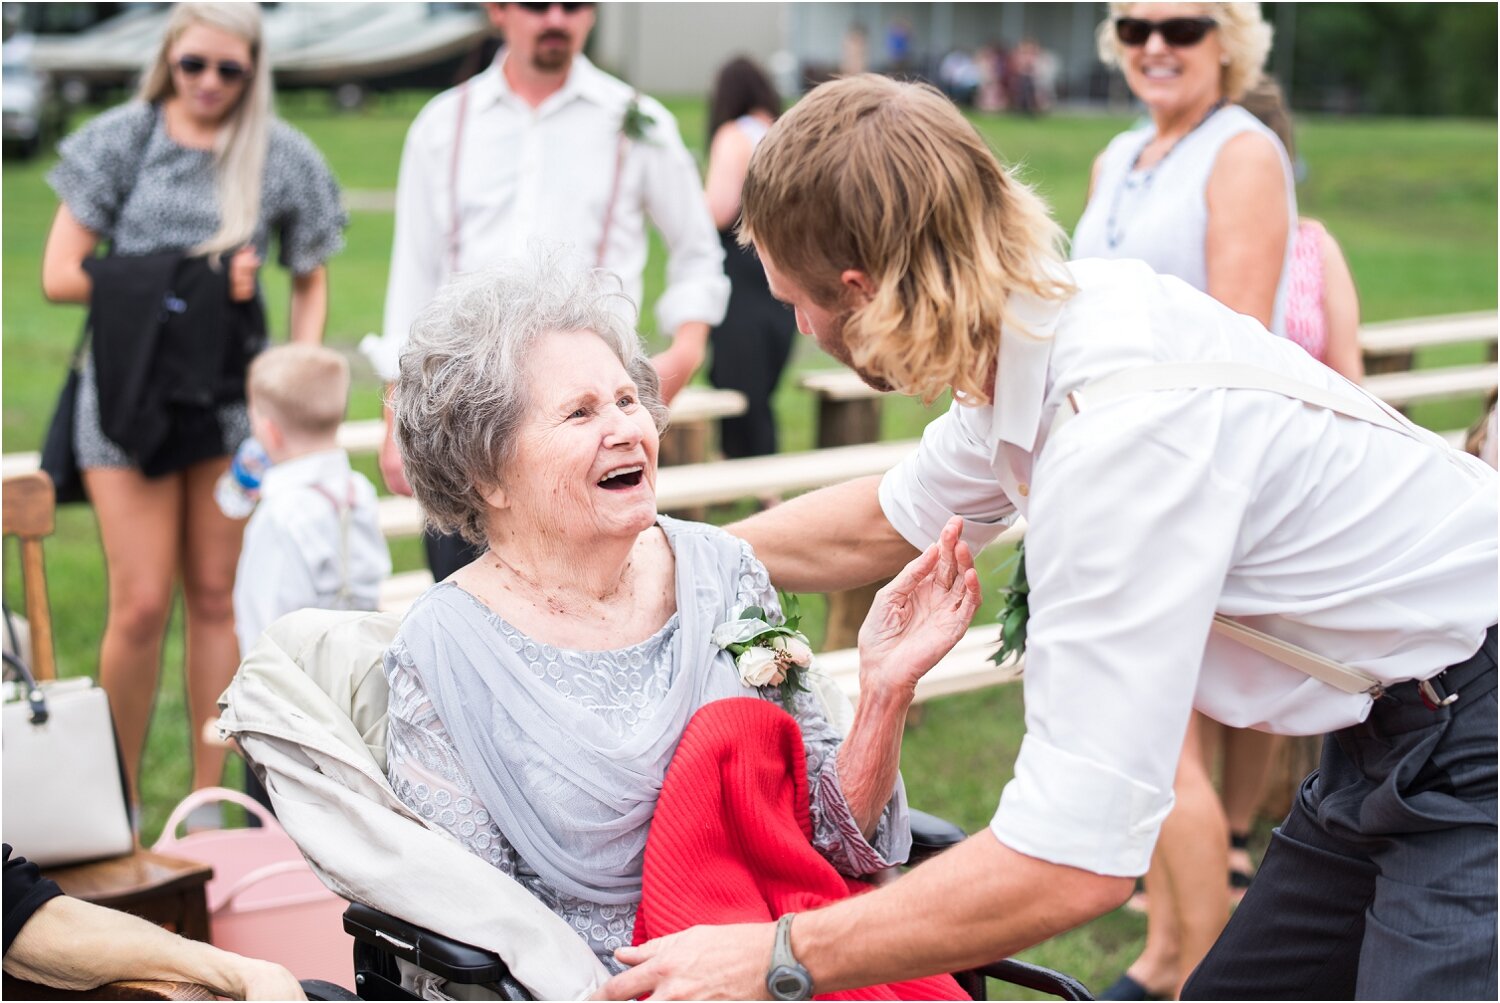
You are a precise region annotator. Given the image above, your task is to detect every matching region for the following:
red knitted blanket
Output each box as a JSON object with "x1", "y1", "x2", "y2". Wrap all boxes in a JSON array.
[{"x1": 634, "y1": 697, "x2": 969, "y2": 1001}]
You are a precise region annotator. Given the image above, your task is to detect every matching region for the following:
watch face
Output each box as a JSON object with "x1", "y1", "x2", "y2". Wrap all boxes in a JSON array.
[{"x1": 768, "y1": 965, "x2": 814, "y2": 1001}]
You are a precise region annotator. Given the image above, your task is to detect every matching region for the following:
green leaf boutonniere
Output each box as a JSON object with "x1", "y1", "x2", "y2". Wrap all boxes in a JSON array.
[
  {"x1": 711, "y1": 592, "x2": 813, "y2": 708},
  {"x1": 622, "y1": 93, "x2": 657, "y2": 143},
  {"x1": 989, "y1": 539, "x2": 1029, "y2": 667}
]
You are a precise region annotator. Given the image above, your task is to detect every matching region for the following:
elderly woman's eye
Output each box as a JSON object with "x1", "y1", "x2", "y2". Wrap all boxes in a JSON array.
[
  {"x1": 568, "y1": 406, "x2": 589, "y2": 420},
  {"x1": 618, "y1": 395, "x2": 637, "y2": 409}
]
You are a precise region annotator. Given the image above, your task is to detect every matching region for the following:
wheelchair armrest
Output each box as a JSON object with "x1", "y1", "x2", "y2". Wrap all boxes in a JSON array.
[
  {"x1": 343, "y1": 901, "x2": 528, "y2": 995},
  {"x1": 968, "y1": 958, "x2": 1095, "y2": 1001},
  {"x1": 908, "y1": 807, "x2": 967, "y2": 865}
]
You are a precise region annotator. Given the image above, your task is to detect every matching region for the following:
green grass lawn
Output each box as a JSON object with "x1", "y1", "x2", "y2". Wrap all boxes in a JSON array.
[{"x1": 3, "y1": 92, "x2": 1494, "y2": 998}]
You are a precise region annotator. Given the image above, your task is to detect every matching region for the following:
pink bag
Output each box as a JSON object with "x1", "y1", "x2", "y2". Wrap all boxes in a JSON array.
[{"x1": 154, "y1": 787, "x2": 353, "y2": 984}]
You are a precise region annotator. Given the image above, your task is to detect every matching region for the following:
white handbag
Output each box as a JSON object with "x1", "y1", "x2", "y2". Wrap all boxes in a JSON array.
[{"x1": 2, "y1": 632, "x2": 134, "y2": 868}]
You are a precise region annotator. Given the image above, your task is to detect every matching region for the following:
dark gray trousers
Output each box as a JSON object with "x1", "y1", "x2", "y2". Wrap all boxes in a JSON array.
[{"x1": 1185, "y1": 627, "x2": 1497, "y2": 1001}]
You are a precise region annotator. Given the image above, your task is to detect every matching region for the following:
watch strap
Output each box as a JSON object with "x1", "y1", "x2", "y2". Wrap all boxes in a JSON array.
[{"x1": 772, "y1": 912, "x2": 798, "y2": 968}]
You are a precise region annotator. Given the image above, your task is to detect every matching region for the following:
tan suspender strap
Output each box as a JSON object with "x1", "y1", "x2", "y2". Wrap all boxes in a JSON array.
[
  {"x1": 1207, "y1": 616, "x2": 1383, "y2": 697},
  {"x1": 447, "y1": 81, "x2": 472, "y2": 274},
  {"x1": 1053, "y1": 360, "x2": 1451, "y2": 454},
  {"x1": 1055, "y1": 359, "x2": 1419, "y2": 697}
]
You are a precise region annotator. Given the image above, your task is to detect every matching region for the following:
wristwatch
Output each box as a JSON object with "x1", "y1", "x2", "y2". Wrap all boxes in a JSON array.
[{"x1": 766, "y1": 912, "x2": 814, "y2": 1001}]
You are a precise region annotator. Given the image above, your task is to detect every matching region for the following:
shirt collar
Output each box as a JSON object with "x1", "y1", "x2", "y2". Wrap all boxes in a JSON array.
[
  {"x1": 989, "y1": 277, "x2": 1069, "y2": 453},
  {"x1": 260, "y1": 448, "x2": 352, "y2": 495},
  {"x1": 480, "y1": 50, "x2": 618, "y2": 115}
]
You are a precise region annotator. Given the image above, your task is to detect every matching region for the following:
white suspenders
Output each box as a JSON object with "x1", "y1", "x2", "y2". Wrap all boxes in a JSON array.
[{"x1": 1054, "y1": 361, "x2": 1476, "y2": 699}]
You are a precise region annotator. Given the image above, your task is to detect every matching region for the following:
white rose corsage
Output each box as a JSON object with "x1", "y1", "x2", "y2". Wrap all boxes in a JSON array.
[{"x1": 710, "y1": 593, "x2": 813, "y2": 708}]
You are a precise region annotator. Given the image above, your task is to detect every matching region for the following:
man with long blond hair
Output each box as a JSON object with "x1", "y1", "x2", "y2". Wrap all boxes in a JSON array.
[{"x1": 599, "y1": 74, "x2": 1496, "y2": 1001}]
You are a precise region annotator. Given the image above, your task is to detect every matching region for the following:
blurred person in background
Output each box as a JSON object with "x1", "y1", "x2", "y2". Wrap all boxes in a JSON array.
[
  {"x1": 40, "y1": 1, "x2": 345, "y2": 806},
  {"x1": 1070, "y1": 4, "x2": 1296, "y2": 998},
  {"x1": 1240, "y1": 79, "x2": 1364, "y2": 383},
  {"x1": 702, "y1": 57, "x2": 797, "y2": 467},
  {"x1": 367, "y1": 0, "x2": 728, "y2": 582}
]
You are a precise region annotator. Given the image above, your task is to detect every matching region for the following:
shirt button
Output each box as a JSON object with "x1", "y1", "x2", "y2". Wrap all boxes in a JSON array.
[{"x1": 1017, "y1": 483, "x2": 1029, "y2": 497}]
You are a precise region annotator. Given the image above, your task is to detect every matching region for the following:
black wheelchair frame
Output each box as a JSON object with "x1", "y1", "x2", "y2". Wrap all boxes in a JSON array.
[{"x1": 301, "y1": 809, "x2": 1094, "y2": 1001}]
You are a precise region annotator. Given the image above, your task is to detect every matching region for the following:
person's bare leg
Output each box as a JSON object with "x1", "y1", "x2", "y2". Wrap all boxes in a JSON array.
[
  {"x1": 179, "y1": 457, "x2": 245, "y2": 791},
  {"x1": 1121, "y1": 714, "x2": 1230, "y2": 999},
  {"x1": 84, "y1": 467, "x2": 184, "y2": 803},
  {"x1": 1121, "y1": 845, "x2": 1181, "y2": 997},
  {"x1": 1220, "y1": 726, "x2": 1282, "y2": 897}
]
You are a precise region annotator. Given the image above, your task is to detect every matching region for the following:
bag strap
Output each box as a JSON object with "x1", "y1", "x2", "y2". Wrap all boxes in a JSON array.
[
  {"x1": 1, "y1": 602, "x2": 49, "y2": 723},
  {"x1": 1057, "y1": 361, "x2": 1408, "y2": 698}
]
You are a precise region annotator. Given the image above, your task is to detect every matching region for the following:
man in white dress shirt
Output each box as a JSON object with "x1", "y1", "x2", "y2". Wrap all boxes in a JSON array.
[
  {"x1": 600, "y1": 75, "x2": 1497, "y2": 1002},
  {"x1": 365, "y1": 1, "x2": 729, "y2": 578}
]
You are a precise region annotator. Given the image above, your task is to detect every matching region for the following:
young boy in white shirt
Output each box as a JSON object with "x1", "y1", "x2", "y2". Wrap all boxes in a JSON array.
[{"x1": 232, "y1": 344, "x2": 390, "y2": 656}]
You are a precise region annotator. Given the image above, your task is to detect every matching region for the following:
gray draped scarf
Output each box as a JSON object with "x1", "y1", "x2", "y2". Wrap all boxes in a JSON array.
[{"x1": 398, "y1": 518, "x2": 756, "y2": 905}]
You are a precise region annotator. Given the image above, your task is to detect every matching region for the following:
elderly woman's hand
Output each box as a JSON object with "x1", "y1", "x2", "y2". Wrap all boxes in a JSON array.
[{"x1": 857, "y1": 516, "x2": 982, "y2": 697}]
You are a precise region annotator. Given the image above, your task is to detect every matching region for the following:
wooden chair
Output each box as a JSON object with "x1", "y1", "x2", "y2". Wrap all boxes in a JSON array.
[{"x1": 3, "y1": 471, "x2": 215, "y2": 1001}]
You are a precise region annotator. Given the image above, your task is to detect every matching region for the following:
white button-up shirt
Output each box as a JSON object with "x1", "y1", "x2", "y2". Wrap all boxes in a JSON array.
[
  {"x1": 365, "y1": 54, "x2": 729, "y2": 381},
  {"x1": 879, "y1": 257, "x2": 1498, "y2": 877},
  {"x1": 233, "y1": 449, "x2": 392, "y2": 654}
]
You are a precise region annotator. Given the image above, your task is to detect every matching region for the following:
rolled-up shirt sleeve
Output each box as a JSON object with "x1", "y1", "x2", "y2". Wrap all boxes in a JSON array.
[
  {"x1": 639, "y1": 99, "x2": 729, "y2": 335},
  {"x1": 879, "y1": 402, "x2": 1017, "y2": 553},
  {"x1": 991, "y1": 392, "x2": 1248, "y2": 877}
]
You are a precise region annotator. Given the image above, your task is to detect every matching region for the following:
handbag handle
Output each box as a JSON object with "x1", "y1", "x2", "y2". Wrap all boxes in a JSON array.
[
  {"x1": 214, "y1": 859, "x2": 322, "y2": 913},
  {"x1": 2, "y1": 602, "x2": 48, "y2": 725},
  {"x1": 154, "y1": 786, "x2": 285, "y2": 849}
]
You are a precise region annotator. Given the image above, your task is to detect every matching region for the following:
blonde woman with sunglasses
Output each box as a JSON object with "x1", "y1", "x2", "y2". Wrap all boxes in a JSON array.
[
  {"x1": 41, "y1": 2, "x2": 346, "y2": 807},
  {"x1": 1071, "y1": 6, "x2": 1296, "y2": 997}
]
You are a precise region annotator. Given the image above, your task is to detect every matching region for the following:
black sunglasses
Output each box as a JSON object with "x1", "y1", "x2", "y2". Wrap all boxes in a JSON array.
[
  {"x1": 515, "y1": 2, "x2": 590, "y2": 13},
  {"x1": 175, "y1": 55, "x2": 252, "y2": 83},
  {"x1": 1114, "y1": 16, "x2": 1217, "y2": 48}
]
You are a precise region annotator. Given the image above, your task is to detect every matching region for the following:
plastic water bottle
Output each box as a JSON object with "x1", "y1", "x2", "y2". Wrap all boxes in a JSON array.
[{"x1": 214, "y1": 438, "x2": 270, "y2": 518}]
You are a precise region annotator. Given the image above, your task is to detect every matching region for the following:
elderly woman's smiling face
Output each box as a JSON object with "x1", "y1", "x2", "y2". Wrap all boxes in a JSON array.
[{"x1": 489, "y1": 328, "x2": 660, "y2": 541}]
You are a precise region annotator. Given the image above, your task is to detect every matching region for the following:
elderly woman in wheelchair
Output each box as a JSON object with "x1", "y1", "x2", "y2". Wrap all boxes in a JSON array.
[
  {"x1": 221, "y1": 257, "x2": 1088, "y2": 1001},
  {"x1": 373, "y1": 256, "x2": 980, "y2": 998}
]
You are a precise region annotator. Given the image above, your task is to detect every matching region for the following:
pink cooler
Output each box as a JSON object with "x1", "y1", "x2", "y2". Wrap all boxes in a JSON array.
[{"x1": 154, "y1": 787, "x2": 353, "y2": 984}]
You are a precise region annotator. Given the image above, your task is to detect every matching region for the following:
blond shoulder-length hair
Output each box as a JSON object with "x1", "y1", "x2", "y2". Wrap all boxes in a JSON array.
[
  {"x1": 140, "y1": 2, "x2": 272, "y2": 258},
  {"x1": 739, "y1": 75, "x2": 1071, "y2": 406},
  {"x1": 1097, "y1": 3, "x2": 1274, "y2": 103}
]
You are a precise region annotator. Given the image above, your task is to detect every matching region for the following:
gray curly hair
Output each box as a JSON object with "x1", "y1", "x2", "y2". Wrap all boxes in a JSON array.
[{"x1": 392, "y1": 254, "x2": 669, "y2": 547}]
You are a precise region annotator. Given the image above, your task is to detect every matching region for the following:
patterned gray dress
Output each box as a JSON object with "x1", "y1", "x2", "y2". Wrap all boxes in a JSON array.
[
  {"x1": 46, "y1": 100, "x2": 347, "y2": 469},
  {"x1": 385, "y1": 528, "x2": 910, "y2": 973}
]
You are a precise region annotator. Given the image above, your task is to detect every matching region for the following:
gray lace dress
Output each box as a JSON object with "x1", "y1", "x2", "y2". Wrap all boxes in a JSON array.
[
  {"x1": 385, "y1": 527, "x2": 910, "y2": 972},
  {"x1": 46, "y1": 100, "x2": 347, "y2": 468}
]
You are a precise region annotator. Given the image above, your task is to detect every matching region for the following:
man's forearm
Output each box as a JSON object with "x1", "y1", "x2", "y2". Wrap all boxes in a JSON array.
[
  {"x1": 5, "y1": 896, "x2": 247, "y2": 995},
  {"x1": 792, "y1": 831, "x2": 1133, "y2": 993},
  {"x1": 726, "y1": 477, "x2": 919, "y2": 592}
]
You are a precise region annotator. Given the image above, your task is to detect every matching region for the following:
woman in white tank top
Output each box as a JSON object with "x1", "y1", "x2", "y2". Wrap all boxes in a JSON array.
[
  {"x1": 1072, "y1": 6, "x2": 1295, "y2": 1000},
  {"x1": 1073, "y1": 4, "x2": 1297, "y2": 337}
]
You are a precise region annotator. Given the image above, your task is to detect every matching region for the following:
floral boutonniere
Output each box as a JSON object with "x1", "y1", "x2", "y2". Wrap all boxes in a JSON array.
[
  {"x1": 622, "y1": 93, "x2": 657, "y2": 143},
  {"x1": 711, "y1": 592, "x2": 813, "y2": 707},
  {"x1": 989, "y1": 539, "x2": 1029, "y2": 667}
]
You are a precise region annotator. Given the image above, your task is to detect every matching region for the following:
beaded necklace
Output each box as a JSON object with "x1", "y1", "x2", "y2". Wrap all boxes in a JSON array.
[{"x1": 1105, "y1": 99, "x2": 1227, "y2": 250}]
